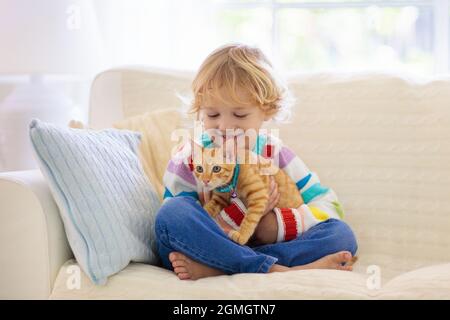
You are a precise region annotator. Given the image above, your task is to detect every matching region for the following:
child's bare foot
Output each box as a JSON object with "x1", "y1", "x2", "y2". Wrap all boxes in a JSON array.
[
  {"x1": 270, "y1": 251, "x2": 356, "y2": 273},
  {"x1": 169, "y1": 250, "x2": 356, "y2": 281},
  {"x1": 295, "y1": 251, "x2": 356, "y2": 271},
  {"x1": 169, "y1": 252, "x2": 225, "y2": 280}
]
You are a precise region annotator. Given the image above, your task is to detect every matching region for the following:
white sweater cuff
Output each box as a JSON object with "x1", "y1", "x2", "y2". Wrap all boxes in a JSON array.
[{"x1": 274, "y1": 207, "x2": 304, "y2": 243}]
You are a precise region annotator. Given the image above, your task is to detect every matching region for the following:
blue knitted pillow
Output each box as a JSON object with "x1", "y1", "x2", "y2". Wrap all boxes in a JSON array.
[{"x1": 29, "y1": 119, "x2": 161, "y2": 285}]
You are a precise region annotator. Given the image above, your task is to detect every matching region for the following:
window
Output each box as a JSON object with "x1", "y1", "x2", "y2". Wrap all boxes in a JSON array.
[{"x1": 213, "y1": 0, "x2": 450, "y2": 74}]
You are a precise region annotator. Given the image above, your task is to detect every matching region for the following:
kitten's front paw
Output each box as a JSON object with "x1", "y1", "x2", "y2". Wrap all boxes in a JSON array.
[{"x1": 228, "y1": 230, "x2": 248, "y2": 246}]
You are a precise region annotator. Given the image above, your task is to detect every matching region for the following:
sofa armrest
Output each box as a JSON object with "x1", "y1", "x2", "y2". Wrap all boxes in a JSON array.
[{"x1": 0, "y1": 170, "x2": 73, "y2": 299}]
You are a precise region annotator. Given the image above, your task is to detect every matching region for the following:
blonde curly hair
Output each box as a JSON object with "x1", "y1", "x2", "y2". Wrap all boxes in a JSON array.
[{"x1": 189, "y1": 43, "x2": 293, "y2": 122}]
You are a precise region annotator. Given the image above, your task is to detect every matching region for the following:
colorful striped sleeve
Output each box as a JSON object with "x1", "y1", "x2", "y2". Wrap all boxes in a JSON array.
[
  {"x1": 162, "y1": 143, "x2": 200, "y2": 203},
  {"x1": 267, "y1": 136, "x2": 345, "y2": 241}
]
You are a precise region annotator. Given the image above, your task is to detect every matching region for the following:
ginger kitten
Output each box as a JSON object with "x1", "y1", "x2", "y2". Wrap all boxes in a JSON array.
[{"x1": 192, "y1": 144, "x2": 303, "y2": 245}]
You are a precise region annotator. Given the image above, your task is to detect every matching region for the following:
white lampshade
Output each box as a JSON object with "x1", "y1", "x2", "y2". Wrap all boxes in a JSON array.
[
  {"x1": 0, "y1": 0, "x2": 108, "y2": 172},
  {"x1": 0, "y1": 0, "x2": 108, "y2": 75}
]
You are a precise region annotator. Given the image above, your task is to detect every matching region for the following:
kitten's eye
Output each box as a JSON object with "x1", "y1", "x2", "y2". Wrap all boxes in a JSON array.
[
  {"x1": 196, "y1": 166, "x2": 203, "y2": 173},
  {"x1": 208, "y1": 113, "x2": 220, "y2": 118},
  {"x1": 234, "y1": 113, "x2": 249, "y2": 119},
  {"x1": 212, "y1": 166, "x2": 221, "y2": 173}
]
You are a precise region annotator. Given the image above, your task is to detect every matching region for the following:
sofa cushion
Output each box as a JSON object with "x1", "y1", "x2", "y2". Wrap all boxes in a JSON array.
[
  {"x1": 376, "y1": 263, "x2": 450, "y2": 299},
  {"x1": 50, "y1": 260, "x2": 371, "y2": 299},
  {"x1": 29, "y1": 119, "x2": 161, "y2": 285},
  {"x1": 50, "y1": 260, "x2": 450, "y2": 299},
  {"x1": 113, "y1": 108, "x2": 184, "y2": 200}
]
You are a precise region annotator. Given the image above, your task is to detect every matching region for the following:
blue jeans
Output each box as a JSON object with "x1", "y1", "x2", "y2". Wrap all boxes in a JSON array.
[{"x1": 155, "y1": 196, "x2": 358, "y2": 274}]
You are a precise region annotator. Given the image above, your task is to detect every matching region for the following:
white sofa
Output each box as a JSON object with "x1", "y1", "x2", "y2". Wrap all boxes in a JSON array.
[{"x1": 1, "y1": 67, "x2": 450, "y2": 299}]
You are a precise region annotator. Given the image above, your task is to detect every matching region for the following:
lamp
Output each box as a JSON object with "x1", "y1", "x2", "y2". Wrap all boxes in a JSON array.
[{"x1": 0, "y1": 0, "x2": 107, "y2": 171}]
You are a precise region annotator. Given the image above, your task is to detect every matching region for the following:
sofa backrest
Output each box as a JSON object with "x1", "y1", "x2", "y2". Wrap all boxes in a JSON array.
[{"x1": 90, "y1": 67, "x2": 450, "y2": 280}]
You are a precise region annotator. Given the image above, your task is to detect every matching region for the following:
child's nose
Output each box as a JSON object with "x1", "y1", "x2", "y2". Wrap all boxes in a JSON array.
[
  {"x1": 218, "y1": 120, "x2": 237, "y2": 132},
  {"x1": 218, "y1": 126, "x2": 239, "y2": 135}
]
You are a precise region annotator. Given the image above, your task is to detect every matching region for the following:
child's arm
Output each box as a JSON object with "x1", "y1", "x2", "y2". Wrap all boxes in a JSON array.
[
  {"x1": 271, "y1": 143, "x2": 345, "y2": 242},
  {"x1": 162, "y1": 145, "x2": 200, "y2": 203}
]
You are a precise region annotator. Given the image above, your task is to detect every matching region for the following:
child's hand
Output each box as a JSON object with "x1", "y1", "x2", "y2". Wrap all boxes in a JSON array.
[
  {"x1": 248, "y1": 177, "x2": 280, "y2": 245},
  {"x1": 264, "y1": 176, "x2": 280, "y2": 215}
]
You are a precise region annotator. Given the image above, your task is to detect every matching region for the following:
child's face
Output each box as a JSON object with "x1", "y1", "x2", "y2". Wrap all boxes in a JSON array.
[{"x1": 199, "y1": 87, "x2": 271, "y2": 137}]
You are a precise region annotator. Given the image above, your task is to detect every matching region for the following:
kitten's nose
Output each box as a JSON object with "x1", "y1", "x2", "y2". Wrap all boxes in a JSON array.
[{"x1": 203, "y1": 179, "x2": 210, "y2": 185}]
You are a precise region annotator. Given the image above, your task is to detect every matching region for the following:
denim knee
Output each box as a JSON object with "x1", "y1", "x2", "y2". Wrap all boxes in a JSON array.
[
  {"x1": 155, "y1": 196, "x2": 199, "y2": 237},
  {"x1": 329, "y1": 219, "x2": 358, "y2": 255},
  {"x1": 313, "y1": 219, "x2": 358, "y2": 256}
]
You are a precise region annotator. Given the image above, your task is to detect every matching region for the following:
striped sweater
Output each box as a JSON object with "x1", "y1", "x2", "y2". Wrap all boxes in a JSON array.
[{"x1": 162, "y1": 134, "x2": 345, "y2": 242}]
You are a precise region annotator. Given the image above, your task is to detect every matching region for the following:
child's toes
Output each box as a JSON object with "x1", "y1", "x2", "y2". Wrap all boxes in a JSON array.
[
  {"x1": 174, "y1": 266, "x2": 188, "y2": 274},
  {"x1": 172, "y1": 260, "x2": 186, "y2": 268},
  {"x1": 178, "y1": 272, "x2": 191, "y2": 280},
  {"x1": 337, "y1": 264, "x2": 353, "y2": 271},
  {"x1": 169, "y1": 252, "x2": 185, "y2": 262},
  {"x1": 168, "y1": 252, "x2": 177, "y2": 262}
]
